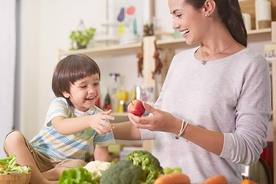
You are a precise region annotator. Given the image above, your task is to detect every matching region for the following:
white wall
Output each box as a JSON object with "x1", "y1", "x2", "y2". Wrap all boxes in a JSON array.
[
  {"x1": 18, "y1": 0, "x2": 272, "y2": 142},
  {"x1": 19, "y1": 0, "x2": 108, "y2": 141},
  {"x1": 19, "y1": 0, "x2": 42, "y2": 139}
]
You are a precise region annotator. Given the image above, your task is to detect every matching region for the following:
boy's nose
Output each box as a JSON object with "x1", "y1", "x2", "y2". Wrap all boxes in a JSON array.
[{"x1": 88, "y1": 87, "x2": 94, "y2": 94}]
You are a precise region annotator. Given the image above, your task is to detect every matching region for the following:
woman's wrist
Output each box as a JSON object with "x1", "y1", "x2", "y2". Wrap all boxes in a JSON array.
[{"x1": 175, "y1": 119, "x2": 189, "y2": 139}]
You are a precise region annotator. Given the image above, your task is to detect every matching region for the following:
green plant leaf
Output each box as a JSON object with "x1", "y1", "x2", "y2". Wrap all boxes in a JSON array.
[{"x1": 69, "y1": 27, "x2": 96, "y2": 50}]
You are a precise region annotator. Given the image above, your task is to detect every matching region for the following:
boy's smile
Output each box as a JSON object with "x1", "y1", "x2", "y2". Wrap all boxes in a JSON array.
[{"x1": 63, "y1": 74, "x2": 100, "y2": 112}]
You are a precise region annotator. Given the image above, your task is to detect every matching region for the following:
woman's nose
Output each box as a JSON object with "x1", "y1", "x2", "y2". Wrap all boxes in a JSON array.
[{"x1": 172, "y1": 19, "x2": 180, "y2": 30}]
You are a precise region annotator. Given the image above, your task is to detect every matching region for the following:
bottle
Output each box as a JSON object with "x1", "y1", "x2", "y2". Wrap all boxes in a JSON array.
[
  {"x1": 255, "y1": 0, "x2": 272, "y2": 29},
  {"x1": 95, "y1": 97, "x2": 101, "y2": 108},
  {"x1": 109, "y1": 73, "x2": 121, "y2": 112},
  {"x1": 102, "y1": 93, "x2": 111, "y2": 111}
]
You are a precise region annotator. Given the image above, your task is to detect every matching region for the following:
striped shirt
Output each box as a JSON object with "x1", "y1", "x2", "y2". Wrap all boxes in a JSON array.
[{"x1": 30, "y1": 97, "x2": 115, "y2": 161}]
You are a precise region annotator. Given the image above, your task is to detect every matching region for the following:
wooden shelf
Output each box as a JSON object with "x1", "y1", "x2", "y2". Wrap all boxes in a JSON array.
[
  {"x1": 112, "y1": 112, "x2": 128, "y2": 116},
  {"x1": 58, "y1": 28, "x2": 271, "y2": 58},
  {"x1": 58, "y1": 42, "x2": 141, "y2": 58},
  {"x1": 111, "y1": 112, "x2": 129, "y2": 124},
  {"x1": 247, "y1": 28, "x2": 271, "y2": 34}
]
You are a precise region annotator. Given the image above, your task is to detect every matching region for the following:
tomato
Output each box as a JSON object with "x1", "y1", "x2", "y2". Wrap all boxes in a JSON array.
[{"x1": 0, "y1": 165, "x2": 6, "y2": 170}]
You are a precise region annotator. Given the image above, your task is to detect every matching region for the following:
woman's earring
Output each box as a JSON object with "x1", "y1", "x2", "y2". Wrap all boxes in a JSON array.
[{"x1": 204, "y1": 13, "x2": 208, "y2": 17}]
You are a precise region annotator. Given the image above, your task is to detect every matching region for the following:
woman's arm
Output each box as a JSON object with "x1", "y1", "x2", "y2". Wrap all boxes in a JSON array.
[
  {"x1": 129, "y1": 102, "x2": 224, "y2": 156},
  {"x1": 112, "y1": 121, "x2": 141, "y2": 140}
]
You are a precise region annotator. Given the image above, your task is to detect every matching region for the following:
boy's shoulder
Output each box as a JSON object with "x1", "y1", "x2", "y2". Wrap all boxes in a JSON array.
[
  {"x1": 48, "y1": 97, "x2": 71, "y2": 112},
  {"x1": 85, "y1": 106, "x2": 103, "y2": 116},
  {"x1": 50, "y1": 97, "x2": 69, "y2": 106},
  {"x1": 49, "y1": 97, "x2": 104, "y2": 115}
]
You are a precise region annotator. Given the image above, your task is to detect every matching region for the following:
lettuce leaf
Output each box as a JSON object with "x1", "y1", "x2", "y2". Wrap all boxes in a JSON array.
[
  {"x1": 0, "y1": 155, "x2": 31, "y2": 174},
  {"x1": 58, "y1": 167, "x2": 98, "y2": 184}
]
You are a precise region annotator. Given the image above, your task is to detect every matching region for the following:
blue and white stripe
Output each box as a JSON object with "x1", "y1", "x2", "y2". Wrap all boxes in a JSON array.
[{"x1": 30, "y1": 97, "x2": 115, "y2": 160}]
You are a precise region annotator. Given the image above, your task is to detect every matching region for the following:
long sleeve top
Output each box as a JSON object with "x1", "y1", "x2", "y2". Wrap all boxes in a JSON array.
[{"x1": 140, "y1": 47, "x2": 271, "y2": 184}]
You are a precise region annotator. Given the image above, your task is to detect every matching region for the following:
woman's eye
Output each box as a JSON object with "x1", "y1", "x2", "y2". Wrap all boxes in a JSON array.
[{"x1": 172, "y1": 14, "x2": 182, "y2": 19}]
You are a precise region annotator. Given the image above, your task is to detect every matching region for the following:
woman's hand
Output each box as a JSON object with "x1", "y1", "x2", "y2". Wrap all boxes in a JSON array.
[
  {"x1": 89, "y1": 109, "x2": 115, "y2": 135},
  {"x1": 128, "y1": 102, "x2": 179, "y2": 133}
]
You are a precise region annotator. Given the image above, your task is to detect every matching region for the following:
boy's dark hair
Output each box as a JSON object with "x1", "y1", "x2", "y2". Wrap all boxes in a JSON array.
[{"x1": 52, "y1": 54, "x2": 101, "y2": 98}]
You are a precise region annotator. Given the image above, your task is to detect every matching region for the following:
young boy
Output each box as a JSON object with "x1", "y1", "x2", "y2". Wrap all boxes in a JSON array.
[{"x1": 3, "y1": 54, "x2": 115, "y2": 184}]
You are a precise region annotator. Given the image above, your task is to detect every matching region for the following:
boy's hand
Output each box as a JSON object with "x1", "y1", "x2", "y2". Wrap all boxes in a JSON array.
[{"x1": 90, "y1": 109, "x2": 115, "y2": 135}]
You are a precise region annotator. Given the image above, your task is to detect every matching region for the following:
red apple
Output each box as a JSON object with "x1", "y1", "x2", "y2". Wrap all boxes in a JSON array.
[{"x1": 127, "y1": 100, "x2": 145, "y2": 117}]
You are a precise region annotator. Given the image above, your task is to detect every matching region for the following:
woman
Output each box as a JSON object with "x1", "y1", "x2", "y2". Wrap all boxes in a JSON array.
[{"x1": 113, "y1": 0, "x2": 271, "y2": 183}]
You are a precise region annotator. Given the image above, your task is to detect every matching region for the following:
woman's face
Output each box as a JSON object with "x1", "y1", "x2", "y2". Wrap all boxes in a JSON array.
[
  {"x1": 63, "y1": 74, "x2": 100, "y2": 112},
  {"x1": 168, "y1": 0, "x2": 206, "y2": 45}
]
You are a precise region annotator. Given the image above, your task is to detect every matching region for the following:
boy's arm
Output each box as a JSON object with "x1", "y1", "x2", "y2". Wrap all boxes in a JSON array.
[
  {"x1": 51, "y1": 109, "x2": 114, "y2": 135},
  {"x1": 93, "y1": 147, "x2": 110, "y2": 162}
]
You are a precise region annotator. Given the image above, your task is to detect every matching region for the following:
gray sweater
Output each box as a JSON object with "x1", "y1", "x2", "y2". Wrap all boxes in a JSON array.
[{"x1": 140, "y1": 47, "x2": 271, "y2": 184}]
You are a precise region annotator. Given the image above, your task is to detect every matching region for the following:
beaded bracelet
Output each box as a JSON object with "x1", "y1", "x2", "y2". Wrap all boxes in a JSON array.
[{"x1": 175, "y1": 120, "x2": 189, "y2": 139}]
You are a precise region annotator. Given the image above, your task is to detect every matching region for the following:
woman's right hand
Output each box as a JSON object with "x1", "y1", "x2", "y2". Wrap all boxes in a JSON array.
[{"x1": 128, "y1": 102, "x2": 181, "y2": 134}]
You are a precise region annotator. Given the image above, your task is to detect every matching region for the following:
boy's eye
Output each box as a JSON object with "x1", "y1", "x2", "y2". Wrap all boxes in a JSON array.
[
  {"x1": 80, "y1": 85, "x2": 87, "y2": 88},
  {"x1": 94, "y1": 82, "x2": 100, "y2": 86}
]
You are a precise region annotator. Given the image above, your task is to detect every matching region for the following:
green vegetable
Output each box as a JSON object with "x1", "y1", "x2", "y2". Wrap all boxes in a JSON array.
[
  {"x1": 163, "y1": 167, "x2": 182, "y2": 175},
  {"x1": 69, "y1": 27, "x2": 96, "y2": 50},
  {"x1": 58, "y1": 167, "x2": 98, "y2": 184},
  {"x1": 0, "y1": 155, "x2": 31, "y2": 174},
  {"x1": 100, "y1": 160, "x2": 144, "y2": 184},
  {"x1": 125, "y1": 150, "x2": 163, "y2": 184}
]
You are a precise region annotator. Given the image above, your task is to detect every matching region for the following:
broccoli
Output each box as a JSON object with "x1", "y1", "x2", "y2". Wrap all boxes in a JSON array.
[
  {"x1": 100, "y1": 160, "x2": 144, "y2": 184},
  {"x1": 125, "y1": 150, "x2": 163, "y2": 184}
]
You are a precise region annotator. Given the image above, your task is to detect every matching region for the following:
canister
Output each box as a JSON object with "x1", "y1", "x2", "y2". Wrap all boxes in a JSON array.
[
  {"x1": 242, "y1": 13, "x2": 251, "y2": 31},
  {"x1": 255, "y1": 0, "x2": 272, "y2": 29}
]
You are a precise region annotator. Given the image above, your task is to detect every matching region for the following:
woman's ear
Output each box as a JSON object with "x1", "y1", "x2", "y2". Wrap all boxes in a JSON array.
[{"x1": 202, "y1": 0, "x2": 216, "y2": 17}]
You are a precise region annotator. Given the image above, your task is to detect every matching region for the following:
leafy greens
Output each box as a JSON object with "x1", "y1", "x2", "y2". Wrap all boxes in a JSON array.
[{"x1": 0, "y1": 155, "x2": 31, "y2": 175}]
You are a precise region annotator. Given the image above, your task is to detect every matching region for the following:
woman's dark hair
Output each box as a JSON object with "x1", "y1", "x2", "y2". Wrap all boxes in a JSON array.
[
  {"x1": 186, "y1": 0, "x2": 247, "y2": 47},
  {"x1": 52, "y1": 54, "x2": 101, "y2": 98}
]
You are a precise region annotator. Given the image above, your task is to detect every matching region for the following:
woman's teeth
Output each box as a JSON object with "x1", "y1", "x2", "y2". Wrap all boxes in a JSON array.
[{"x1": 181, "y1": 29, "x2": 189, "y2": 35}]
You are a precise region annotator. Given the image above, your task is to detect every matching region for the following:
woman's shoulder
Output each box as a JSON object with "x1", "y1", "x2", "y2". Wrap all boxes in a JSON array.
[
  {"x1": 175, "y1": 47, "x2": 198, "y2": 57},
  {"x1": 225, "y1": 48, "x2": 270, "y2": 76},
  {"x1": 235, "y1": 48, "x2": 266, "y2": 61},
  {"x1": 233, "y1": 48, "x2": 269, "y2": 67},
  {"x1": 172, "y1": 47, "x2": 199, "y2": 63}
]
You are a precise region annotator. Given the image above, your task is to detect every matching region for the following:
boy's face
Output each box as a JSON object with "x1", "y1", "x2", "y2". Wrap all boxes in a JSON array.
[{"x1": 62, "y1": 74, "x2": 100, "y2": 112}]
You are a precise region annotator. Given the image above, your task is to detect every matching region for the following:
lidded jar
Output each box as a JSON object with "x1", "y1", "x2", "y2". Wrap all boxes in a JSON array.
[{"x1": 255, "y1": 0, "x2": 272, "y2": 29}]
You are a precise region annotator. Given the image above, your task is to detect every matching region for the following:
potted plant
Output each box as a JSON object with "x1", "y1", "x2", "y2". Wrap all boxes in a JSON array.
[{"x1": 69, "y1": 21, "x2": 96, "y2": 50}]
